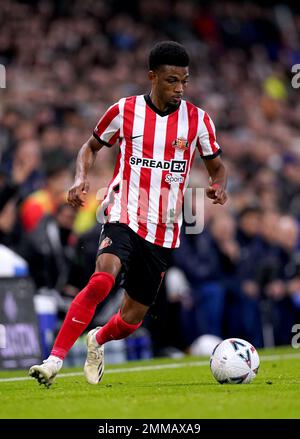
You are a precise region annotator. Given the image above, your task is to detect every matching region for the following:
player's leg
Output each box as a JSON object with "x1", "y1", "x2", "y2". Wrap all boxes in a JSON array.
[
  {"x1": 97, "y1": 291, "x2": 148, "y2": 343},
  {"x1": 84, "y1": 291, "x2": 148, "y2": 384},
  {"x1": 29, "y1": 253, "x2": 121, "y2": 387},
  {"x1": 29, "y1": 222, "x2": 133, "y2": 387},
  {"x1": 83, "y1": 235, "x2": 171, "y2": 385},
  {"x1": 50, "y1": 253, "x2": 121, "y2": 358}
]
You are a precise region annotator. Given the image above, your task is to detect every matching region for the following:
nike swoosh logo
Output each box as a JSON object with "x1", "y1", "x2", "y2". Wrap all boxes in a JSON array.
[
  {"x1": 131, "y1": 135, "x2": 143, "y2": 140},
  {"x1": 72, "y1": 317, "x2": 86, "y2": 325}
]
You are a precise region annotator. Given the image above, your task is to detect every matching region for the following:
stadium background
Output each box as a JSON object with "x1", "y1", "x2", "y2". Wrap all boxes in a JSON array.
[{"x1": 1, "y1": 0, "x2": 300, "y2": 368}]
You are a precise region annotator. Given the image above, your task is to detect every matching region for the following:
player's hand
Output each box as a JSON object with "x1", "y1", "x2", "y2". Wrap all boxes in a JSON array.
[
  {"x1": 67, "y1": 178, "x2": 89, "y2": 208},
  {"x1": 206, "y1": 183, "x2": 227, "y2": 205}
]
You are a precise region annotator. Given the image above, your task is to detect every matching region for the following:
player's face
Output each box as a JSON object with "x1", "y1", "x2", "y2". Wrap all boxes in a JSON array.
[{"x1": 150, "y1": 65, "x2": 189, "y2": 107}]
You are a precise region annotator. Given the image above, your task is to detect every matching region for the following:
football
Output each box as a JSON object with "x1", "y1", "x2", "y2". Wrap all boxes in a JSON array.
[{"x1": 210, "y1": 338, "x2": 260, "y2": 384}]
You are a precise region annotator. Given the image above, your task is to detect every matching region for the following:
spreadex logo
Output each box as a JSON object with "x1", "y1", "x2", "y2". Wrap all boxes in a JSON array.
[{"x1": 129, "y1": 156, "x2": 187, "y2": 174}]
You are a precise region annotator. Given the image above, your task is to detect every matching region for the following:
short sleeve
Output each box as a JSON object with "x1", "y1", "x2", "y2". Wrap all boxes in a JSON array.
[
  {"x1": 93, "y1": 102, "x2": 120, "y2": 147},
  {"x1": 197, "y1": 111, "x2": 222, "y2": 159}
]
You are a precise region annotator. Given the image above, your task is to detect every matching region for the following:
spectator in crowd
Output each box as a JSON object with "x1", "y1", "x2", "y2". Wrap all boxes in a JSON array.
[
  {"x1": 5, "y1": 139, "x2": 44, "y2": 200},
  {"x1": 171, "y1": 213, "x2": 236, "y2": 344},
  {"x1": 0, "y1": 154, "x2": 39, "y2": 251},
  {"x1": 265, "y1": 215, "x2": 300, "y2": 345},
  {"x1": 20, "y1": 158, "x2": 72, "y2": 233},
  {"x1": 227, "y1": 207, "x2": 264, "y2": 347},
  {"x1": 21, "y1": 203, "x2": 77, "y2": 293}
]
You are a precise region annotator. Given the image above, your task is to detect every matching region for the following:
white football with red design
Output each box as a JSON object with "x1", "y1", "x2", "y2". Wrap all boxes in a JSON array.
[{"x1": 210, "y1": 338, "x2": 260, "y2": 384}]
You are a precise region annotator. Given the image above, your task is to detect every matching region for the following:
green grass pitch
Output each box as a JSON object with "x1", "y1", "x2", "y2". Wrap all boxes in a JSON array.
[{"x1": 0, "y1": 346, "x2": 299, "y2": 419}]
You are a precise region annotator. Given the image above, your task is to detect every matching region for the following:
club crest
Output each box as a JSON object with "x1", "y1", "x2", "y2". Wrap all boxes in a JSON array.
[
  {"x1": 100, "y1": 237, "x2": 112, "y2": 249},
  {"x1": 172, "y1": 137, "x2": 189, "y2": 151}
]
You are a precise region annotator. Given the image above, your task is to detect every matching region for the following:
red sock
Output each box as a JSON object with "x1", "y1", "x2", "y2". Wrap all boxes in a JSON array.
[
  {"x1": 51, "y1": 272, "x2": 115, "y2": 359},
  {"x1": 95, "y1": 310, "x2": 142, "y2": 345}
]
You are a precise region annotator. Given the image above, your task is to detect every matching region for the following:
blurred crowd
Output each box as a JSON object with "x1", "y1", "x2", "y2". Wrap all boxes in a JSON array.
[{"x1": 1, "y1": 0, "x2": 300, "y2": 355}]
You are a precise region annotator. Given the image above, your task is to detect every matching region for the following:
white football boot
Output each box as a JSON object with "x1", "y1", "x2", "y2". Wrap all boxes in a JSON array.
[
  {"x1": 29, "y1": 356, "x2": 63, "y2": 388},
  {"x1": 84, "y1": 327, "x2": 104, "y2": 385}
]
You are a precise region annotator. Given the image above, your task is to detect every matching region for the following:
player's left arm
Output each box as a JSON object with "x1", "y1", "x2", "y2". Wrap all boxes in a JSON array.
[{"x1": 203, "y1": 155, "x2": 228, "y2": 205}]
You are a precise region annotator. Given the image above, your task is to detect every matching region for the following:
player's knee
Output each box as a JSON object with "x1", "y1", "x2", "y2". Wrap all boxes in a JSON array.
[{"x1": 95, "y1": 254, "x2": 121, "y2": 278}]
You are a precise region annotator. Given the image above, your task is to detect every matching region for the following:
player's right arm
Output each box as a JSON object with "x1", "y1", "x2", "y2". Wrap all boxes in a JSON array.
[
  {"x1": 67, "y1": 136, "x2": 103, "y2": 208},
  {"x1": 68, "y1": 102, "x2": 120, "y2": 208}
]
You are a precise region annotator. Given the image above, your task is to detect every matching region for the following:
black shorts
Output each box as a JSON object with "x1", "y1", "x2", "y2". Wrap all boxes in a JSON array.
[{"x1": 96, "y1": 222, "x2": 174, "y2": 306}]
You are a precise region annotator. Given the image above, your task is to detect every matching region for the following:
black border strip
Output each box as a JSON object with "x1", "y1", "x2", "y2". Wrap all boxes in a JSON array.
[
  {"x1": 93, "y1": 131, "x2": 112, "y2": 147},
  {"x1": 202, "y1": 148, "x2": 222, "y2": 160}
]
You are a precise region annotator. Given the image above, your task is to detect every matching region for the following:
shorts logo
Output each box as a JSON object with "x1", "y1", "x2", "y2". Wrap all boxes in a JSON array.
[
  {"x1": 130, "y1": 156, "x2": 187, "y2": 174},
  {"x1": 172, "y1": 137, "x2": 189, "y2": 150},
  {"x1": 100, "y1": 237, "x2": 112, "y2": 249}
]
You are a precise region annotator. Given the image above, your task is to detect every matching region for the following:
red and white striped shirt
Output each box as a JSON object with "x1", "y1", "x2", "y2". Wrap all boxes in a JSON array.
[{"x1": 93, "y1": 95, "x2": 221, "y2": 248}]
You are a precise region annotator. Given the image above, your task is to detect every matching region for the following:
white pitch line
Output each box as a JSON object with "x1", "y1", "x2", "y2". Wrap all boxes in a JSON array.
[{"x1": 0, "y1": 352, "x2": 300, "y2": 384}]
